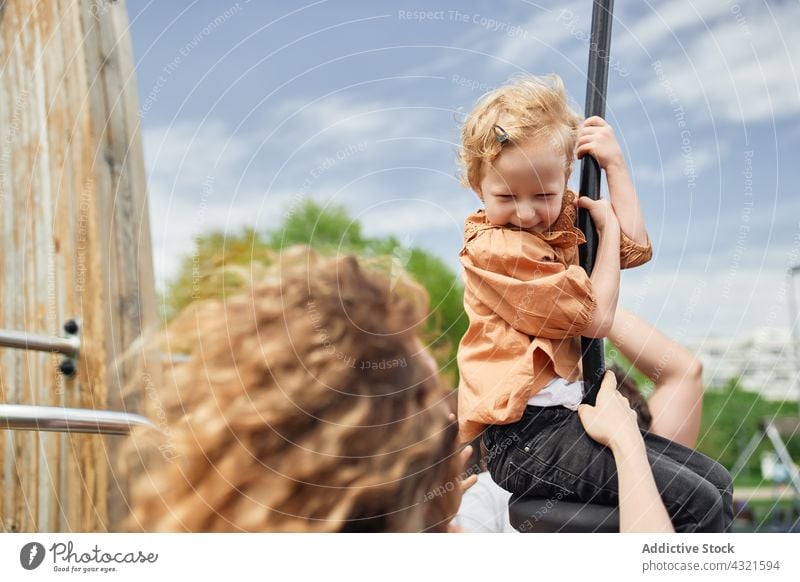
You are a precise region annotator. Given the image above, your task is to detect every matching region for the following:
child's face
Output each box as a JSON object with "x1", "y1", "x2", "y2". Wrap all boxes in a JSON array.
[{"x1": 478, "y1": 139, "x2": 567, "y2": 232}]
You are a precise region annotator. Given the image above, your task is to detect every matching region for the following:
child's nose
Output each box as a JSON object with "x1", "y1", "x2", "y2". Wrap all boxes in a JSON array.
[{"x1": 517, "y1": 206, "x2": 536, "y2": 220}]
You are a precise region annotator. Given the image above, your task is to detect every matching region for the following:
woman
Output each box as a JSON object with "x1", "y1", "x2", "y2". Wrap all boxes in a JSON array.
[{"x1": 123, "y1": 252, "x2": 464, "y2": 532}]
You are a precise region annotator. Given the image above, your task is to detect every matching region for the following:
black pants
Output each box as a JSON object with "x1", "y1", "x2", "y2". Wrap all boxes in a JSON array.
[{"x1": 484, "y1": 405, "x2": 734, "y2": 532}]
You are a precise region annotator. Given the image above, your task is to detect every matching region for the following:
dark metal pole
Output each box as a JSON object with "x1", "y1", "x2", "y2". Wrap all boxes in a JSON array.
[{"x1": 579, "y1": 0, "x2": 614, "y2": 405}]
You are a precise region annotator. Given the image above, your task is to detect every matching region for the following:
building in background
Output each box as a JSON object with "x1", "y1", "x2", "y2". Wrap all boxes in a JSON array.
[{"x1": 691, "y1": 328, "x2": 799, "y2": 401}]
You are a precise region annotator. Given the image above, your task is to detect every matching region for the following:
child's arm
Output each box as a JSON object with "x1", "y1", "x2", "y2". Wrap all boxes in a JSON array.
[
  {"x1": 577, "y1": 116, "x2": 649, "y2": 247},
  {"x1": 575, "y1": 196, "x2": 621, "y2": 338},
  {"x1": 460, "y1": 238, "x2": 590, "y2": 340},
  {"x1": 461, "y1": 198, "x2": 620, "y2": 340}
]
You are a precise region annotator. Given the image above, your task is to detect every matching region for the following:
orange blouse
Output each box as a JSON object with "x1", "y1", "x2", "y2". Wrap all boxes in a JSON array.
[{"x1": 457, "y1": 190, "x2": 652, "y2": 442}]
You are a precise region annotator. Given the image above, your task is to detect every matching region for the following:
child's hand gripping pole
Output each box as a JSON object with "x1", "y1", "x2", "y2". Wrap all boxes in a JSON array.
[{"x1": 578, "y1": 0, "x2": 615, "y2": 405}]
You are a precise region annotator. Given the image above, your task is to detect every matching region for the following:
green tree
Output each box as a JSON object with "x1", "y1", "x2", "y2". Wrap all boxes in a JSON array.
[
  {"x1": 162, "y1": 227, "x2": 275, "y2": 318},
  {"x1": 163, "y1": 200, "x2": 468, "y2": 386},
  {"x1": 269, "y1": 201, "x2": 367, "y2": 252},
  {"x1": 698, "y1": 378, "x2": 800, "y2": 475}
]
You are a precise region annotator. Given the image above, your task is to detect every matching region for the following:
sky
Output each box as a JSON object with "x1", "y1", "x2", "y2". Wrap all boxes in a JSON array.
[{"x1": 125, "y1": 0, "x2": 800, "y2": 344}]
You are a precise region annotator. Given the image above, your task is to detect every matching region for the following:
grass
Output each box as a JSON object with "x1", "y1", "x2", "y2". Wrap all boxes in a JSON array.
[
  {"x1": 737, "y1": 498, "x2": 800, "y2": 532},
  {"x1": 733, "y1": 472, "x2": 769, "y2": 488}
]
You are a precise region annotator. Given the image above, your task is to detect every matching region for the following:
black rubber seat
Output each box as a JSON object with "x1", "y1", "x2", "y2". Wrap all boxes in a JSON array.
[{"x1": 509, "y1": 495, "x2": 619, "y2": 532}]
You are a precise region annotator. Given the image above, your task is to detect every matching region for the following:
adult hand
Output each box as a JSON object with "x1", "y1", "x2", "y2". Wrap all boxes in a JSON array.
[
  {"x1": 446, "y1": 413, "x2": 478, "y2": 533},
  {"x1": 578, "y1": 371, "x2": 675, "y2": 533},
  {"x1": 458, "y1": 444, "x2": 479, "y2": 493},
  {"x1": 577, "y1": 370, "x2": 639, "y2": 451},
  {"x1": 448, "y1": 413, "x2": 479, "y2": 493}
]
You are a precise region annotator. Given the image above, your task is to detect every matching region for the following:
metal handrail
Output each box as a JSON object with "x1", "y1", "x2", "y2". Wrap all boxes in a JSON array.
[
  {"x1": 0, "y1": 404, "x2": 155, "y2": 435},
  {"x1": 0, "y1": 329, "x2": 80, "y2": 358}
]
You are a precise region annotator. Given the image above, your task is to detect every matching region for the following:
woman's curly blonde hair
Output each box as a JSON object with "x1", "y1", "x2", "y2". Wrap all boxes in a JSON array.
[
  {"x1": 457, "y1": 74, "x2": 583, "y2": 192},
  {"x1": 123, "y1": 252, "x2": 461, "y2": 532}
]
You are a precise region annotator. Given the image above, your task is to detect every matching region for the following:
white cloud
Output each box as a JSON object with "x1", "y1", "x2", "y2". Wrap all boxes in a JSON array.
[
  {"x1": 630, "y1": 0, "x2": 800, "y2": 122},
  {"x1": 488, "y1": 1, "x2": 584, "y2": 70},
  {"x1": 143, "y1": 120, "x2": 251, "y2": 184},
  {"x1": 268, "y1": 91, "x2": 443, "y2": 150},
  {"x1": 443, "y1": 0, "x2": 799, "y2": 123},
  {"x1": 621, "y1": 264, "x2": 797, "y2": 342},
  {"x1": 399, "y1": 2, "x2": 585, "y2": 79},
  {"x1": 632, "y1": 141, "x2": 728, "y2": 187},
  {"x1": 144, "y1": 121, "x2": 283, "y2": 290},
  {"x1": 142, "y1": 102, "x2": 455, "y2": 289},
  {"x1": 356, "y1": 195, "x2": 471, "y2": 237},
  {"x1": 614, "y1": 0, "x2": 732, "y2": 58}
]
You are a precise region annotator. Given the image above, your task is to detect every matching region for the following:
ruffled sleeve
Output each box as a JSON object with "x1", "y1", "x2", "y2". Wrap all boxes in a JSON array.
[
  {"x1": 557, "y1": 189, "x2": 652, "y2": 269},
  {"x1": 460, "y1": 227, "x2": 596, "y2": 340},
  {"x1": 619, "y1": 231, "x2": 653, "y2": 269}
]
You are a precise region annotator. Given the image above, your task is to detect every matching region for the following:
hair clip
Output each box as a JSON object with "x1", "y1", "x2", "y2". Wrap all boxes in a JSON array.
[{"x1": 493, "y1": 124, "x2": 510, "y2": 144}]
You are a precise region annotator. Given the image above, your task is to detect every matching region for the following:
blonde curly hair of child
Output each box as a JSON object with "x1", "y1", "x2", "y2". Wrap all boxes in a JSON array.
[
  {"x1": 122, "y1": 252, "x2": 462, "y2": 532},
  {"x1": 457, "y1": 74, "x2": 583, "y2": 192}
]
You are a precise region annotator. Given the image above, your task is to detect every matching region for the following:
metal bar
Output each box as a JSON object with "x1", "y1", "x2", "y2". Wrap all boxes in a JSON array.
[
  {"x1": 787, "y1": 266, "x2": 800, "y2": 416},
  {"x1": 0, "y1": 329, "x2": 80, "y2": 357},
  {"x1": 579, "y1": 0, "x2": 615, "y2": 406},
  {"x1": 765, "y1": 422, "x2": 800, "y2": 497},
  {"x1": 0, "y1": 404, "x2": 155, "y2": 436},
  {"x1": 730, "y1": 430, "x2": 764, "y2": 480},
  {"x1": 161, "y1": 353, "x2": 191, "y2": 363}
]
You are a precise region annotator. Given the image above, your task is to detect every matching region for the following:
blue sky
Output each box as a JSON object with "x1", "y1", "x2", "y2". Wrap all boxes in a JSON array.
[{"x1": 126, "y1": 0, "x2": 800, "y2": 342}]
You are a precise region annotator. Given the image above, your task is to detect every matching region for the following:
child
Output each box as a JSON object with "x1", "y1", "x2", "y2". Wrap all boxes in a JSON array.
[{"x1": 456, "y1": 75, "x2": 732, "y2": 532}]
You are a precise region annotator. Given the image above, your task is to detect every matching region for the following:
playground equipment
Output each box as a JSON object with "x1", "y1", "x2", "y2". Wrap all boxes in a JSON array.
[
  {"x1": 731, "y1": 417, "x2": 800, "y2": 499},
  {"x1": 507, "y1": 0, "x2": 622, "y2": 533},
  {"x1": 731, "y1": 418, "x2": 800, "y2": 532},
  {"x1": 1, "y1": 0, "x2": 159, "y2": 532},
  {"x1": 0, "y1": 317, "x2": 153, "y2": 435},
  {"x1": 729, "y1": 265, "x2": 800, "y2": 532},
  {"x1": 0, "y1": 405, "x2": 154, "y2": 436},
  {"x1": 0, "y1": 320, "x2": 81, "y2": 376},
  {"x1": 789, "y1": 265, "x2": 800, "y2": 412}
]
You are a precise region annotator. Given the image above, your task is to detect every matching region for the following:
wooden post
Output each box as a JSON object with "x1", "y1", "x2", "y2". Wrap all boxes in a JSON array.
[{"x1": 0, "y1": 0, "x2": 158, "y2": 532}]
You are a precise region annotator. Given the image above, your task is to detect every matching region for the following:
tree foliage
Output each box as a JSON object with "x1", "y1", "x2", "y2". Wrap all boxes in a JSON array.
[
  {"x1": 697, "y1": 378, "x2": 800, "y2": 475},
  {"x1": 163, "y1": 200, "x2": 468, "y2": 386}
]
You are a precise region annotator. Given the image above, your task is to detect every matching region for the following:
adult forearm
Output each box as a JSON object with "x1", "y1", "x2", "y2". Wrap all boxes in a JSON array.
[
  {"x1": 609, "y1": 307, "x2": 704, "y2": 447},
  {"x1": 612, "y1": 437, "x2": 674, "y2": 533},
  {"x1": 610, "y1": 306, "x2": 703, "y2": 389},
  {"x1": 606, "y1": 164, "x2": 648, "y2": 246},
  {"x1": 609, "y1": 307, "x2": 674, "y2": 379}
]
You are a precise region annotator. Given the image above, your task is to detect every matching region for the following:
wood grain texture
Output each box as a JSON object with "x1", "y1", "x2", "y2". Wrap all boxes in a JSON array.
[{"x1": 0, "y1": 0, "x2": 158, "y2": 532}]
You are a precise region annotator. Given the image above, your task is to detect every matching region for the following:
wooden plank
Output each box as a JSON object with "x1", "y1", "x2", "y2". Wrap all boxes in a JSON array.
[
  {"x1": 80, "y1": 0, "x2": 159, "y2": 530},
  {"x1": 0, "y1": 0, "x2": 158, "y2": 532}
]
